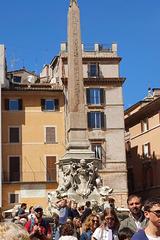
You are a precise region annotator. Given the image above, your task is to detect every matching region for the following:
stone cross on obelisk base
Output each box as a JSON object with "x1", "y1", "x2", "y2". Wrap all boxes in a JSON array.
[{"x1": 48, "y1": 0, "x2": 112, "y2": 206}]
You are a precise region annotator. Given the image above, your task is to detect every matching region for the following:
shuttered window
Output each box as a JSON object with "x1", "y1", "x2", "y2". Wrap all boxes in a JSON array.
[
  {"x1": 9, "y1": 157, "x2": 20, "y2": 182},
  {"x1": 86, "y1": 88, "x2": 105, "y2": 105},
  {"x1": 9, "y1": 193, "x2": 19, "y2": 204},
  {"x1": 46, "y1": 156, "x2": 56, "y2": 181},
  {"x1": 41, "y1": 99, "x2": 59, "y2": 111},
  {"x1": 5, "y1": 99, "x2": 23, "y2": 111},
  {"x1": 141, "y1": 118, "x2": 149, "y2": 132},
  {"x1": 88, "y1": 63, "x2": 99, "y2": 77},
  {"x1": 9, "y1": 127, "x2": 20, "y2": 143},
  {"x1": 142, "y1": 142, "x2": 151, "y2": 157},
  {"x1": 88, "y1": 112, "x2": 105, "y2": 129},
  {"x1": 45, "y1": 127, "x2": 56, "y2": 144}
]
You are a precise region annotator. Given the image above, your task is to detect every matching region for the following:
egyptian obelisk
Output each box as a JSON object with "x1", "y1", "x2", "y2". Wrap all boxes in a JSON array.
[{"x1": 64, "y1": 0, "x2": 92, "y2": 156}]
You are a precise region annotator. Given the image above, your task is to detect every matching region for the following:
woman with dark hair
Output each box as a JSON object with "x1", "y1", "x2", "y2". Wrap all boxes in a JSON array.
[
  {"x1": 80, "y1": 213, "x2": 100, "y2": 240},
  {"x1": 92, "y1": 208, "x2": 120, "y2": 240},
  {"x1": 59, "y1": 222, "x2": 78, "y2": 240}
]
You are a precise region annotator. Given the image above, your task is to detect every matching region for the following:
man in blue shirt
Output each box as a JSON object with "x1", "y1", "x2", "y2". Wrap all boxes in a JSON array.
[{"x1": 132, "y1": 197, "x2": 160, "y2": 240}]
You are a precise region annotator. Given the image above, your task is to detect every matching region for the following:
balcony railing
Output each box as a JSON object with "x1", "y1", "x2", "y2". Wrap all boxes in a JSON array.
[
  {"x1": 83, "y1": 44, "x2": 112, "y2": 52},
  {"x1": 2, "y1": 170, "x2": 57, "y2": 183},
  {"x1": 60, "y1": 43, "x2": 114, "y2": 53}
]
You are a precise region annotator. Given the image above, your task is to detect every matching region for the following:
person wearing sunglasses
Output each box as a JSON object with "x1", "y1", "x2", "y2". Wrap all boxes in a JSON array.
[
  {"x1": 92, "y1": 208, "x2": 119, "y2": 240},
  {"x1": 80, "y1": 214, "x2": 100, "y2": 240},
  {"x1": 132, "y1": 197, "x2": 160, "y2": 240}
]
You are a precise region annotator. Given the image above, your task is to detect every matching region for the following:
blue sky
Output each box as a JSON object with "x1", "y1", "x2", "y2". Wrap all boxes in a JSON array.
[{"x1": 0, "y1": 0, "x2": 160, "y2": 109}]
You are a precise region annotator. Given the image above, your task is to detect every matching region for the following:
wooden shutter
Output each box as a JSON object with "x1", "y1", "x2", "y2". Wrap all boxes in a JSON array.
[
  {"x1": 142, "y1": 145, "x2": 145, "y2": 157},
  {"x1": 4, "y1": 99, "x2": 9, "y2": 110},
  {"x1": 41, "y1": 99, "x2": 45, "y2": 111},
  {"x1": 46, "y1": 127, "x2": 56, "y2": 143},
  {"x1": 97, "y1": 63, "x2": 100, "y2": 77},
  {"x1": 101, "y1": 112, "x2": 105, "y2": 129},
  {"x1": 10, "y1": 193, "x2": 19, "y2": 203},
  {"x1": 54, "y1": 99, "x2": 59, "y2": 110},
  {"x1": 9, "y1": 157, "x2": 20, "y2": 181},
  {"x1": 46, "y1": 156, "x2": 56, "y2": 181},
  {"x1": 10, "y1": 128, "x2": 19, "y2": 143},
  {"x1": 18, "y1": 99, "x2": 23, "y2": 110},
  {"x1": 148, "y1": 142, "x2": 151, "y2": 156},
  {"x1": 100, "y1": 89, "x2": 105, "y2": 104},
  {"x1": 86, "y1": 89, "x2": 90, "y2": 104},
  {"x1": 87, "y1": 112, "x2": 91, "y2": 128}
]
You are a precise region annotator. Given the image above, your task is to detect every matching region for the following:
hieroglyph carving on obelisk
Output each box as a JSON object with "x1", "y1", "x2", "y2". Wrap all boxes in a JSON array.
[
  {"x1": 68, "y1": 0, "x2": 84, "y2": 113},
  {"x1": 67, "y1": 0, "x2": 89, "y2": 149}
]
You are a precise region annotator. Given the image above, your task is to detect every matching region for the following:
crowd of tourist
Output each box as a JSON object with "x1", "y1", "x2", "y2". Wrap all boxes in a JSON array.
[{"x1": 0, "y1": 194, "x2": 160, "y2": 240}]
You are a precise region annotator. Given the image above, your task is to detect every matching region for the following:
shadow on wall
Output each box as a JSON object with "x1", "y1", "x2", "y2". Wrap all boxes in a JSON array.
[{"x1": 126, "y1": 145, "x2": 160, "y2": 201}]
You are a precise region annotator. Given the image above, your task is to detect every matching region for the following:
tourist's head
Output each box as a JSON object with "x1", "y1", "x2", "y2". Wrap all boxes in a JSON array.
[
  {"x1": 85, "y1": 201, "x2": 91, "y2": 208},
  {"x1": 21, "y1": 203, "x2": 27, "y2": 210},
  {"x1": 78, "y1": 205, "x2": 84, "y2": 215},
  {"x1": 72, "y1": 201, "x2": 78, "y2": 209},
  {"x1": 34, "y1": 205, "x2": 43, "y2": 218},
  {"x1": 29, "y1": 206, "x2": 34, "y2": 214},
  {"x1": 118, "y1": 227, "x2": 134, "y2": 240},
  {"x1": 60, "y1": 198, "x2": 67, "y2": 207},
  {"x1": 101, "y1": 207, "x2": 119, "y2": 230},
  {"x1": 0, "y1": 222, "x2": 30, "y2": 240},
  {"x1": 61, "y1": 222, "x2": 74, "y2": 236},
  {"x1": 52, "y1": 212, "x2": 59, "y2": 225},
  {"x1": 73, "y1": 216, "x2": 82, "y2": 228},
  {"x1": 84, "y1": 213, "x2": 100, "y2": 232},
  {"x1": 127, "y1": 194, "x2": 142, "y2": 216},
  {"x1": 144, "y1": 197, "x2": 160, "y2": 227}
]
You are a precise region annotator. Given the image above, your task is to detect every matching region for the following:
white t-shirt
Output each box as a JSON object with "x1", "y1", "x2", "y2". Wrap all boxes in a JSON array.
[
  {"x1": 92, "y1": 227, "x2": 119, "y2": 240},
  {"x1": 146, "y1": 234, "x2": 160, "y2": 240},
  {"x1": 59, "y1": 236, "x2": 78, "y2": 240}
]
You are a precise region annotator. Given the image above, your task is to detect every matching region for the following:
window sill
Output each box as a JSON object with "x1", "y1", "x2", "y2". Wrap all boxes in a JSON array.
[
  {"x1": 87, "y1": 104, "x2": 105, "y2": 109},
  {"x1": 42, "y1": 110, "x2": 58, "y2": 112}
]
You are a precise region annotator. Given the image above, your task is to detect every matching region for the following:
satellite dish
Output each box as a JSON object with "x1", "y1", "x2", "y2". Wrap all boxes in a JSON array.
[{"x1": 27, "y1": 75, "x2": 35, "y2": 84}]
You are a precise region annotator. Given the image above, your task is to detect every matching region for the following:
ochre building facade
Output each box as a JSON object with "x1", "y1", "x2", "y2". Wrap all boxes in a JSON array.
[{"x1": 125, "y1": 89, "x2": 160, "y2": 199}]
